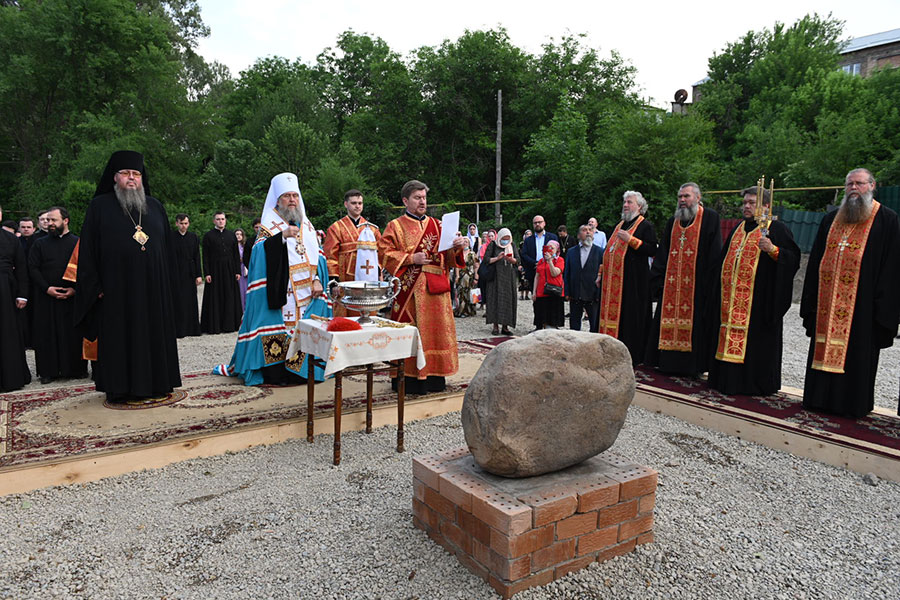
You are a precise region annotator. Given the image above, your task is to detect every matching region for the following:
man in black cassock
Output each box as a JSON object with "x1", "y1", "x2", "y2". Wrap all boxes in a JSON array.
[
  {"x1": 17, "y1": 216, "x2": 37, "y2": 349},
  {"x1": 28, "y1": 207, "x2": 87, "y2": 384},
  {"x1": 73, "y1": 150, "x2": 181, "y2": 402},
  {"x1": 596, "y1": 191, "x2": 658, "y2": 366},
  {"x1": 168, "y1": 213, "x2": 202, "y2": 338},
  {"x1": 0, "y1": 204, "x2": 31, "y2": 392},
  {"x1": 646, "y1": 182, "x2": 722, "y2": 376},
  {"x1": 200, "y1": 211, "x2": 242, "y2": 334},
  {"x1": 801, "y1": 168, "x2": 900, "y2": 417},
  {"x1": 709, "y1": 187, "x2": 800, "y2": 396}
]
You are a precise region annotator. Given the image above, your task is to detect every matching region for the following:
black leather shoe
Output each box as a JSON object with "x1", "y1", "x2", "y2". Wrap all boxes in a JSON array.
[{"x1": 40, "y1": 376, "x2": 55, "y2": 385}]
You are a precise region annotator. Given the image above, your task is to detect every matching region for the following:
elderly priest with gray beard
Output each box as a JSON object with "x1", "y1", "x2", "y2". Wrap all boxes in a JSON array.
[
  {"x1": 801, "y1": 168, "x2": 900, "y2": 418},
  {"x1": 214, "y1": 172, "x2": 331, "y2": 386},
  {"x1": 73, "y1": 150, "x2": 181, "y2": 403}
]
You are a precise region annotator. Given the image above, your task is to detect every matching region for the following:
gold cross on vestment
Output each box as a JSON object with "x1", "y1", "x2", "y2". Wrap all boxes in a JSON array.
[
  {"x1": 678, "y1": 231, "x2": 687, "y2": 249},
  {"x1": 837, "y1": 237, "x2": 851, "y2": 252},
  {"x1": 360, "y1": 260, "x2": 375, "y2": 275},
  {"x1": 284, "y1": 310, "x2": 294, "y2": 321}
]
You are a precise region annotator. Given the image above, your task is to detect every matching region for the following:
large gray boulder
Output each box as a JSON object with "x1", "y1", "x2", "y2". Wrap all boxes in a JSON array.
[{"x1": 461, "y1": 330, "x2": 634, "y2": 477}]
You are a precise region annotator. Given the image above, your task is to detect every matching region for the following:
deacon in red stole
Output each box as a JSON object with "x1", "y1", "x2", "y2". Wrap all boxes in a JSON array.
[
  {"x1": 596, "y1": 191, "x2": 657, "y2": 366},
  {"x1": 378, "y1": 180, "x2": 466, "y2": 395},
  {"x1": 801, "y1": 168, "x2": 900, "y2": 417},
  {"x1": 646, "y1": 182, "x2": 722, "y2": 376},
  {"x1": 709, "y1": 186, "x2": 799, "y2": 396},
  {"x1": 323, "y1": 189, "x2": 382, "y2": 317}
]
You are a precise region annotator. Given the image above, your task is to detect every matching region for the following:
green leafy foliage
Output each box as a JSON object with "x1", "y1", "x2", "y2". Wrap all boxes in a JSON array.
[{"x1": 1, "y1": 7, "x2": 897, "y2": 240}]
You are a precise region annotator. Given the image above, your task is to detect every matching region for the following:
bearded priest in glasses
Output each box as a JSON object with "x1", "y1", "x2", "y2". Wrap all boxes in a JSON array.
[{"x1": 73, "y1": 150, "x2": 182, "y2": 403}]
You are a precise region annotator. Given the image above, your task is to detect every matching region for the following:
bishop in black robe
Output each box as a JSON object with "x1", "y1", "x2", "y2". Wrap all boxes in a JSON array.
[
  {"x1": 168, "y1": 227, "x2": 202, "y2": 337},
  {"x1": 29, "y1": 230, "x2": 87, "y2": 381},
  {"x1": 0, "y1": 228, "x2": 30, "y2": 391},
  {"x1": 73, "y1": 151, "x2": 181, "y2": 401},
  {"x1": 800, "y1": 186, "x2": 900, "y2": 417},
  {"x1": 200, "y1": 224, "x2": 242, "y2": 334},
  {"x1": 709, "y1": 218, "x2": 800, "y2": 396},
  {"x1": 646, "y1": 199, "x2": 722, "y2": 376}
]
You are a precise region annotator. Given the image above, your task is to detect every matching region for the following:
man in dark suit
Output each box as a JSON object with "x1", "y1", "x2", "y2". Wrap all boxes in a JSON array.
[
  {"x1": 520, "y1": 214, "x2": 559, "y2": 293},
  {"x1": 563, "y1": 224, "x2": 602, "y2": 332}
]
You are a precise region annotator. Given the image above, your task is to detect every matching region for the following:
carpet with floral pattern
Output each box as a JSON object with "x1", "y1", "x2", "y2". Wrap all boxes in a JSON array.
[{"x1": 0, "y1": 340, "x2": 498, "y2": 470}]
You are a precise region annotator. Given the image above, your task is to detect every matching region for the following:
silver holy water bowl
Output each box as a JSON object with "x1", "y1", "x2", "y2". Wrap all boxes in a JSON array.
[{"x1": 328, "y1": 277, "x2": 401, "y2": 324}]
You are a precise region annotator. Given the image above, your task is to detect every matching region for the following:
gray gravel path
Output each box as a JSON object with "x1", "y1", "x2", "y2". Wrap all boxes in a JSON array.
[{"x1": 5, "y1": 297, "x2": 900, "y2": 599}]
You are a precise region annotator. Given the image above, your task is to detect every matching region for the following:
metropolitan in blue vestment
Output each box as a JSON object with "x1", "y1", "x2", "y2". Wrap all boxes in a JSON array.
[{"x1": 214, "y1": 173, "x2": 331, "y2": 385}]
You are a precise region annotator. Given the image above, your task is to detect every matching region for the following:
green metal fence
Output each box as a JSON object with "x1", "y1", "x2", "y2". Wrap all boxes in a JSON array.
[{"x1": 776, "y1": 185, "x2": 899, "y2": 253}]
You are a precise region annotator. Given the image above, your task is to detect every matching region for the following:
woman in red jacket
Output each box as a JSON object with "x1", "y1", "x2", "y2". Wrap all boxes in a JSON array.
[{"x1": 533, "y1": 240, "x2": 564, "y2": 330}]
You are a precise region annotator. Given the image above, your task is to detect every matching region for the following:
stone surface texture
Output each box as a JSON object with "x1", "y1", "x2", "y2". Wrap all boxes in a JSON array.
[
  {"x1": 461, "y1": 329, "x2": 635, "y2": 477},
  {"x1": 413, "y1": 447, "x2": 657, "y2": 598}
]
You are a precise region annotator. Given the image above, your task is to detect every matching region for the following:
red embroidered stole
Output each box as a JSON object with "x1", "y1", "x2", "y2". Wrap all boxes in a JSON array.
[
  {"x1": 334, "y1": 216, "x2": 375, "y2": 279},
  {"x1": 658, "y1": 206, "x2": 704, "y2": 352},
  {"x1": 812, "y1": 202, "x2": 880, "y2": 373},
  {"x1": 598, "y1": 216, "x2": 644, "y2": 337},
  {"x1": 715, "y1": 223, "x2": 762, "y2": 363},
  {"x1": 391, "y1": 216, "x2": 441, "y2": 322}
]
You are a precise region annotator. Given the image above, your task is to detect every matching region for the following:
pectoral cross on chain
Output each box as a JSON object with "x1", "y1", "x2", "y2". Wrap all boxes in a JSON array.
[{"x1": 360, "y1": 260, "x2": 375, "y2": 275}]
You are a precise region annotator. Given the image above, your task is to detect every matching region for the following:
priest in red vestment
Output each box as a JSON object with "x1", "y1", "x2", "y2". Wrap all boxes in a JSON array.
[
  {"x1": 709, "y1": 186, "x2": 800, "y2": 396},
  {"x1": 801, "y1": 168, "x2": 900, "y2": 417},
  {"x1": 323, "y1": 189, "x2": 382, "y2": 317},
  {"x1": 378, "y1": 180, "x2": 466, "y2": 394},
  {"x1": 645, "y1": 182, "x2": 722, "y2": 376}
]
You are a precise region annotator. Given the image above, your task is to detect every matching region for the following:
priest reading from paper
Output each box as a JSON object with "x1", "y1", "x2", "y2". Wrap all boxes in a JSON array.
[
  {"x1": 214, "y1": 173, "x2": 332, "y2": 385},
  {"x1": 378, "y1": 180, "x2": 466, "y2": 395},
  {"x1": 323, "y1": 189, "x2": 382, "y2": 316}
]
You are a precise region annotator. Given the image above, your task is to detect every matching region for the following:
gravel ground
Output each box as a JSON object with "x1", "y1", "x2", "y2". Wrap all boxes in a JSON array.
[{"x1": 6, "y1": 297, "x2": 900, "y2": 599}]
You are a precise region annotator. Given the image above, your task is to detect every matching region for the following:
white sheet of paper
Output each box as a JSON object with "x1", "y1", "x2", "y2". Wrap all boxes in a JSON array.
[{"x1": 438, "y1": 211, "x2": 460, "y2": 251}]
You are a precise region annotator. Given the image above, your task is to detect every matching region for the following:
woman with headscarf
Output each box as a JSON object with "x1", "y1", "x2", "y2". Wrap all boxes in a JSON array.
[
  {"x1": 483, "y1": 227, "x2": 519, "y2": 335},
  {"x1": 533, "y1": 240, "x2": 565, "y2": 330}
]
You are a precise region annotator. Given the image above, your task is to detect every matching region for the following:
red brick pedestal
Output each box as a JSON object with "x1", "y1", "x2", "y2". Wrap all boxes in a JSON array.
[{"x1": 412, "y1": 447, "x2": 656, "y2": 598}]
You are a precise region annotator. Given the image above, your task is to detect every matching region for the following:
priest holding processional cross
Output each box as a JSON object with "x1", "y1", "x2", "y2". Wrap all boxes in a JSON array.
[
  {"x1": 709, "y1": 178, "x2": 800, "y2": 396},
  {"x1": 214, "y1": 173, "x2": 332, "y2": 386}
]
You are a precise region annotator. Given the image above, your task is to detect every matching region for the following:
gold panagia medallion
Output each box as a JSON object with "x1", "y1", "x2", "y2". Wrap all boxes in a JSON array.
[{"x1": 133, "y1": 229, "x2": 149, "y2": 245}]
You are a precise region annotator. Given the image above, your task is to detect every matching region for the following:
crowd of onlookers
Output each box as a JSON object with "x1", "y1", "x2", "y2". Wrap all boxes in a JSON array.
[{"x1": 449, "y1": 216, "x2": 610, "y2": 336}]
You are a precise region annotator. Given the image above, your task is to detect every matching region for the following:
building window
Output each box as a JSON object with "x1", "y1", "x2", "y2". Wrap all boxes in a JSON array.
[{"x1": 842, "y1": 63, "x2": 862, "y2": 75}]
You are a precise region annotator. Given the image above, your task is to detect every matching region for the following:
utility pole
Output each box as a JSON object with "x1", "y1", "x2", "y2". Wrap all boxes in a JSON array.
[{"x1": 495, "y1": 89, "x2": 502, "y2": 225}]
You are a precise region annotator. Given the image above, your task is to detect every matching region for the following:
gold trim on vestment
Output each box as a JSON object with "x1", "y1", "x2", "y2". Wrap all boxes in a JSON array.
[
  {"x1": 812, "y1": 202, "x2": 880, "y2": 373},
  {"x1": 658, "y1": 206, "x2": 704, "y2": 352},
  {"x1": 599, "y1": 216, "x2": 644, "y2": 337},
  {"x1": 716, "y1": 223, "x2": 762, "y2": 363}
]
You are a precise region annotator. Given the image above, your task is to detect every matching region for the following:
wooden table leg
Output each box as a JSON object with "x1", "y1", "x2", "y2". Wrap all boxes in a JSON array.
[
  {"x1": 397, "y1": 360, "x2": 405, "y2": 453},
  {"x1": 306, "y1": 355, "x2": 315, "y2": 443},
  {"x1": 333, "y1": 371, "x2": 343, "y2": 466},
  {"x1": 365, "y1": 363, "x2": 374, "y2": 434}
]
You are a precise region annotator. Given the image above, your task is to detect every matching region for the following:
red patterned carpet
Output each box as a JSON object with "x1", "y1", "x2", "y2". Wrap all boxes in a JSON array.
[
  {"x1": 635, "y1": 366, "x2": 900, "y2": 461},
  {"x1": 3, "y1": 336, "x2": 898, "y2": 474},
  {"x1": 0, "y1": 340, "x2": 495, "y2": 471}
]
